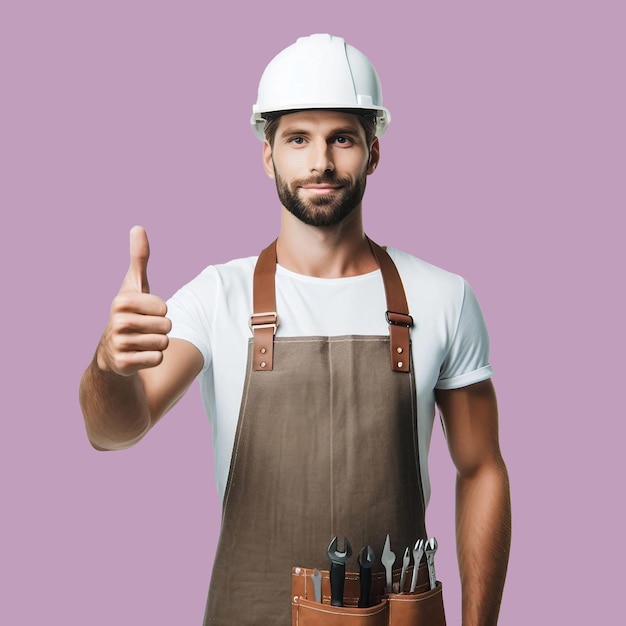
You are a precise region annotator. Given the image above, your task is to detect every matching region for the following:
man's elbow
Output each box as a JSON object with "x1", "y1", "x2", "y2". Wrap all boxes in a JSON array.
[
  {"x1": 84, "y1": 419, "x2": 151, "y2": 452},
  {"x1": 457, "y1": 452, "x2": 509, "y2": 486}
]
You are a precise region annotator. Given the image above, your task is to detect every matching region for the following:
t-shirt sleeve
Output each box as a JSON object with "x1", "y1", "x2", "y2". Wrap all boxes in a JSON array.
[
  {"x1": 166, "y1": 271, "x2": 215, "y2": 373},
  {"x1": 435, "y1": 279, "x2": 493, "y2": 390}
]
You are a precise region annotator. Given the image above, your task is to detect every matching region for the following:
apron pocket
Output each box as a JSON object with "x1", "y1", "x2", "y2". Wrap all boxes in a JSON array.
[
  {"x1": 291, "y1": 567, "x2": 445, "y2": 626},
  {"x1": 386, "y1": 582, "x2": 446, "y2": 626},
  {"x1": 292, "y1": 597, "x2": 388, "y2": 626}
]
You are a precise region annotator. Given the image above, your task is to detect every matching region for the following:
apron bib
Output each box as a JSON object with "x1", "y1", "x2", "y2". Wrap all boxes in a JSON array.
[{"x1": 204, "y1": 240, "x2": 428, "y2": 625}]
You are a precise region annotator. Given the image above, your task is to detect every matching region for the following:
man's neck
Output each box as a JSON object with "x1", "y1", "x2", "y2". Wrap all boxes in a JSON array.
[{"x1": 276, "y1": 207, "x2": 378, "y2": 278}]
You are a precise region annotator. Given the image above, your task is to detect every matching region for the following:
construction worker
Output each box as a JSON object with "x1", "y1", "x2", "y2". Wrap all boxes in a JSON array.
[{"x1": 80, "y1": 34, "x2": 511, "y2": 625}]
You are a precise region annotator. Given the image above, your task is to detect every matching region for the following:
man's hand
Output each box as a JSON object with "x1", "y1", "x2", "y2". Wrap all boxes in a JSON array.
[
  {"x1": 80, "y1": 226, "x2": 202, "y2": 450},
  {"x1": 96, "y1": 226, "x2": 172, "y2": 376}
]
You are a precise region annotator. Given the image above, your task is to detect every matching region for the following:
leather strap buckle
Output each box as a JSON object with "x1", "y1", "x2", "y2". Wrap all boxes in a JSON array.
[
  {"x1": 249, "y1": 312, "x2": 279, "y2": 335},
  {"x1": 250, "y1": 312, "x2": 278, "y2": 371},
  {"x1": 385, "y1": 310, "x2": 414, "y2": 328}
]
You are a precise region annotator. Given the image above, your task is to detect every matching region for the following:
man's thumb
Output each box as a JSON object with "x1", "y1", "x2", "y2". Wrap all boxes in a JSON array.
[{"x1": 126, "y1": 225, "x2": 150, "y2": 293}]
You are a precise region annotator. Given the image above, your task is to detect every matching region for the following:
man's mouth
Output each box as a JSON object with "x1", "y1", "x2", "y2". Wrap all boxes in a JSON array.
[{"x1": 300, "y1": 184, "x2": 341, "y2": 194}]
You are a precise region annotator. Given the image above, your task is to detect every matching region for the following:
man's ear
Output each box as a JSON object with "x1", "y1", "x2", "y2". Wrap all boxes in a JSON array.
[
  {"x1": 367, "y1": 137, "x2": 380, "y2": 175},
  {"x1": 263, "y1": 141, "x2": 275, "y2": 179}
]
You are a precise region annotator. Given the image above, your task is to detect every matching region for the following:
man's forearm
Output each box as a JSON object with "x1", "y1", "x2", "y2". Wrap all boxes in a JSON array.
[
  {"x1": 456, "y1": 458, "x2": 511, "y2": 626},
  {"x1": 79, "y1": 356, "x2": 151, "y2": 450}
]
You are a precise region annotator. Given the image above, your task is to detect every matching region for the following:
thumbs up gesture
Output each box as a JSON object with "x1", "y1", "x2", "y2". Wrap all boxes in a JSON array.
[{"x1": 96, "y1": 226, "x2": 172, "y2": 376}]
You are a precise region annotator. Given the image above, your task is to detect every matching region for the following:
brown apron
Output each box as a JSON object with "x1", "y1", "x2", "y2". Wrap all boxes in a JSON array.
[{"x1": 204, "y1": 240, "x2": 438, "y2": 625}]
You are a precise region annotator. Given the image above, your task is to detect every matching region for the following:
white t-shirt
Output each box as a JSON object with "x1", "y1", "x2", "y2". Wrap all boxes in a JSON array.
[{"x1": 167, "y1": 247, "x2": 493, "y2": 507}]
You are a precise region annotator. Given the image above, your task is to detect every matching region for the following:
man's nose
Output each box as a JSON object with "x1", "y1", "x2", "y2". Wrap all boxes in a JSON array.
[{"x1": 310, "y1": 139, "x2": 334, "y2": 174}]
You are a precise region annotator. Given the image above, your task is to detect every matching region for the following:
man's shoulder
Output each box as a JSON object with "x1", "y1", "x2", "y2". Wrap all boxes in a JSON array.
[
  {"x1": 385, "y1": 247, "x2": 482, "y2": 331},
  {"x1": 168, "y1": 255, "x2": 258, "y2": 304},
  {"x1": 195, "y1": 255, "x2": 258, "y2": 284},
  {"x1": 386, "y1": 246, "x2": 465, "y2": 291}
]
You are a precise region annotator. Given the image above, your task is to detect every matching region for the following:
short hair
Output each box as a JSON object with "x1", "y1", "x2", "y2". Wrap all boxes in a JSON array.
[{"x1": 263, "y1": 110, "x2": 378, "y2": 148}]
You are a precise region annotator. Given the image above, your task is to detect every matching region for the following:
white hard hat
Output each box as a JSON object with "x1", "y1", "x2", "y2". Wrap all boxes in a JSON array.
[{"x1": 251, "y1": 34, "x2": 391, "y2": 140}]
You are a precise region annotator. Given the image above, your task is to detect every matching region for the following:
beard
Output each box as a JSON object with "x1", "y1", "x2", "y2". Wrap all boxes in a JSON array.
[{"x1": 274, "y1": 167, "x2": 368, "y2": 227}]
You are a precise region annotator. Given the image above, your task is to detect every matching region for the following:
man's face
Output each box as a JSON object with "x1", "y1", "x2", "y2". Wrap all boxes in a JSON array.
[{"x1": 263, "y1": 111, "x2": 379, "y2": 227}]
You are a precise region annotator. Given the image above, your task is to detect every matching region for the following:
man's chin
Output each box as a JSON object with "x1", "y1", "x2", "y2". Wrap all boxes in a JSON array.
[
  {"x1": 294, "y1": 204, "x2": 356, "y2": 227},
  {"x1": 297, "y1": 189, "x2": 341, "y2": 207}
]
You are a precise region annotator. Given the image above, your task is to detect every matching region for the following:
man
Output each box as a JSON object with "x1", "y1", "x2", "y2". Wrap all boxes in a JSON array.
[{"x1": 80, "y1": 34, "x2": 510, "y2": 625}]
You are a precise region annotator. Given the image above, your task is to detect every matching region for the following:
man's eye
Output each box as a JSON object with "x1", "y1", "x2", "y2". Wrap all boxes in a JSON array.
[
  {"x1": 334, "y1": 136, "x2": 352, "y2": 145},
  {"x1": 289, "y1": 137, "x2": 305, "y2": 144}
]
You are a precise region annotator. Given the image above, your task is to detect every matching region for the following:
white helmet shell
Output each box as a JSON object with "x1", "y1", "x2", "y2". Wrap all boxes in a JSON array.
[{"x1": 251, "y1": 34, "x2": 391, "y2": 140}]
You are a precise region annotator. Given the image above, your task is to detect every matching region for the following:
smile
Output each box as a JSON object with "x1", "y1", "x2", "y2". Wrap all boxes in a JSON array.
[{"x1": 300, "y1": 185, "x2": 342, "y2": 194}]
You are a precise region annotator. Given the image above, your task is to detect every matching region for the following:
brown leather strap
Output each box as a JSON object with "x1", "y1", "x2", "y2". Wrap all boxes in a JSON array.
[
  {"x1": 368, "y1": 239, "x2": 413, "y2": 373},
  {"x1": 250, "y1": 239, "x2": 278, "y2": 371},
  {"x1": 251, "y1": 238, "x2": 413, "y2": 372}
]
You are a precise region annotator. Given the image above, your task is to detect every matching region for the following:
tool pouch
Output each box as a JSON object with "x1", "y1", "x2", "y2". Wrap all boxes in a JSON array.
[{"x1": 291, "y1": 566, "x2": 446, "y2": 626}]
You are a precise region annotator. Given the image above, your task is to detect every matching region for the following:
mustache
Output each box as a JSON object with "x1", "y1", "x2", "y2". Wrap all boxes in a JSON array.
[{"x1": 294, "y1": 173, "x2": 351, "y2": 187}]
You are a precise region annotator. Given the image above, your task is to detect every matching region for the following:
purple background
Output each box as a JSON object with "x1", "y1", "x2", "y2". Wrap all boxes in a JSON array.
[{"x1": 1, "y1": 1, "x2": 623, "y2": 624}]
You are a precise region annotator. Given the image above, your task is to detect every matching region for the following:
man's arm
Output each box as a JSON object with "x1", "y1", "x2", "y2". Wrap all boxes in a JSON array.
[
  {"x1": 436, "y1": 379, "x2": 511, "y2": 626},
  {"x1": 79, "y1": 226, "x2": 203, "y2": 450}
]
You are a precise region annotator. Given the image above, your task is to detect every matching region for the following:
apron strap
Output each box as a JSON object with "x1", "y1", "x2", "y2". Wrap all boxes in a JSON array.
[
  {"x1": 250, "y1": 238, "x2": 413, "y2": 372},
  {"x1": 250, "y1": 239, "x2": 279, "y2": 371},
  {"x1": 367, "y1": 239, "x2": 413, "y2": 372}
]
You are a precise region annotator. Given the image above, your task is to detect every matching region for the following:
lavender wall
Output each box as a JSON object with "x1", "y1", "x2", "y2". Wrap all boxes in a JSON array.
[{"x1": 1, "y1": 1, "x2": 623, "y2": 623}]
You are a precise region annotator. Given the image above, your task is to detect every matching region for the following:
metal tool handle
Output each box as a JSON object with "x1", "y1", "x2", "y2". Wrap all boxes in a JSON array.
[
  {"x1": 330, "y1": 562, "x2": 345, "y2": 607},
  {"x1": 312, "y1": 569, "x2": 322, "y2": 603},
  {"x1": 427, "y1": 554, "x2": 437, "y2": 590},
  {"x1": 358, "y1": 566, "x2": 372, "y2": 608}
]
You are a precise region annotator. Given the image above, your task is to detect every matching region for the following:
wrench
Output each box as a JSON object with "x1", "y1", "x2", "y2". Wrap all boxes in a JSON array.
[
  {"x1": 425, "y1": 536, "x2": 438, "y2": 590},
  {"x1": 327, "y1": 536, "x2": 352, "y2": 606},
  {"x1": 357, "y1": 545, "x2": 376, "y2": 608},
  {"x1": 399, "y1": 546, "x2": 410, "y2": 593},
  {"x1": 409, "y1": 538, "x2": 425, "y2": 593},
  {"x1": 381, "y1": 534, "x2": 396, "y2": 593}
]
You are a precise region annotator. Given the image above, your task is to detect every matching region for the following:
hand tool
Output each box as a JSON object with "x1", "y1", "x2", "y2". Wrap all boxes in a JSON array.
[
  {"x1": 311, "y1": 568, "x2": 322, "y2": 603},
  {"x1": 409, "y1": 538, "x2": 425, "y2": 593},
  {"x1": 399, "y1": 546, "x2": 411, "y2": 593},
  {"x1": 425, "y1": 536, "x2": 438, "y2": 590},
  {"x1": 381, "y1": 534, "x2": 396, "y2": 594},
  {"x1": 357, "y1": 545, "x2": 376, "y2": 608},
  {"x1": 327, "y1": 536, "x2": 352, "y2": 607}
]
